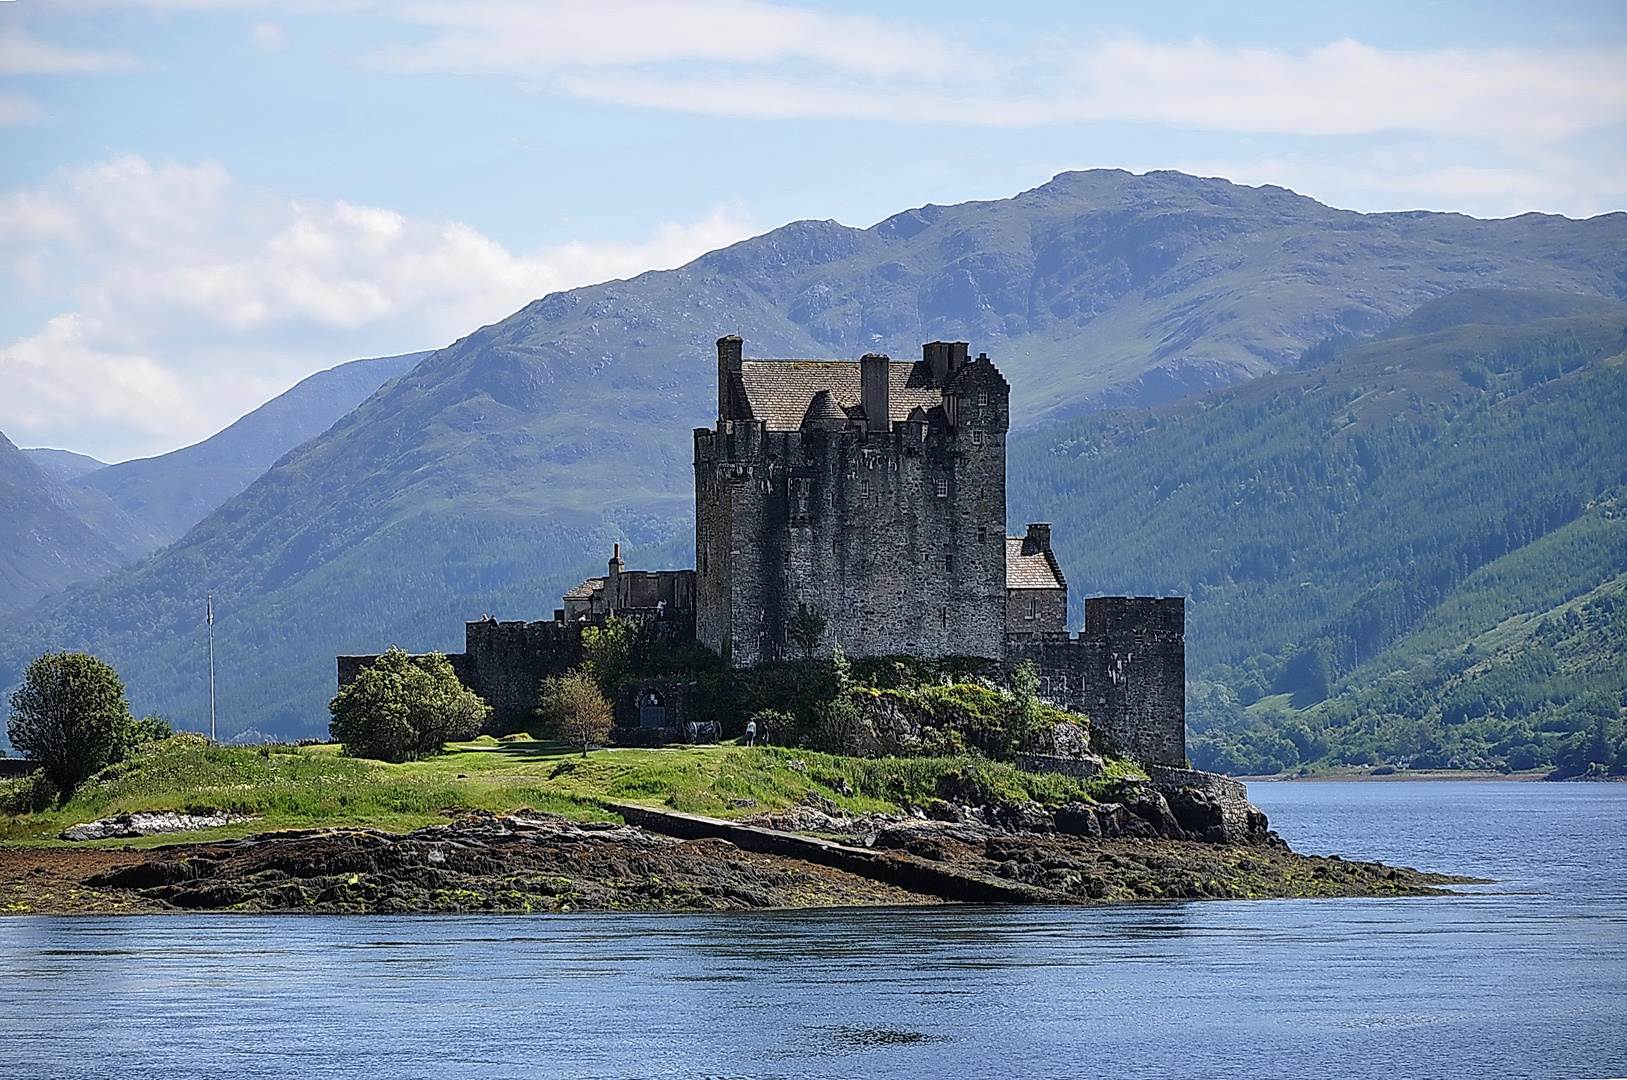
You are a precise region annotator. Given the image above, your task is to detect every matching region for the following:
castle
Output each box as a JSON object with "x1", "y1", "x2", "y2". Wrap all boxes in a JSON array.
[{"x1": 339, "y1": 336, "x2": 1186, "y2": 768}]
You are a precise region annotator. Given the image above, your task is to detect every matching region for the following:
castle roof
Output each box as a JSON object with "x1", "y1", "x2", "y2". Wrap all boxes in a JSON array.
[
  {"x1": 738, "y1": 359, "x2": 942, "y2": 431},
  {"x1": 1006, "y1": 538, "x2": 1065, "y2": 591},
  {"x1": 800, "y1": 389, "x2": 849, "y2": 429},
  {"x1": 563, "y1": 577, "x2": 603, "y2": 600}
]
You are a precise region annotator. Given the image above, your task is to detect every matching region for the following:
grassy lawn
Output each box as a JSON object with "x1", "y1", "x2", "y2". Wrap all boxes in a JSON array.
[{"x1": 0, "y1": 734, "x2": 1142, "y2": 847}]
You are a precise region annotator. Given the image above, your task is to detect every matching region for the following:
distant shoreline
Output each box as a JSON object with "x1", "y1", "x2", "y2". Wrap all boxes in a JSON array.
[{"x1": 1235, "y1": 769, "x2": 1622, "y2": 783}]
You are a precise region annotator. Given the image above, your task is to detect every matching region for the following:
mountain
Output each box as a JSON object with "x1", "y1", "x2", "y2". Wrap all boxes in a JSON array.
[
  {"x1": 1, "y1": 170, "x2": 1625, "y2": 743},
  {"x1": 0, "y1": 432, "x2": 163, "y2": 618},
  {"x1": 1006, "y1": 289, "x2": 1627, "y2": 775},
  {"x1": 24, "y1": 448, "x2": 108, "y2": 482},
  {"x1": 74, "y1": 351, "x2": 429, "y2": 548}
]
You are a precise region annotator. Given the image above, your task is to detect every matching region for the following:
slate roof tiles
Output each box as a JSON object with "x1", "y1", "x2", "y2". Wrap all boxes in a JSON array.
[{"x1": 738, "y1": 359, "x2": 942, "y2": 431}]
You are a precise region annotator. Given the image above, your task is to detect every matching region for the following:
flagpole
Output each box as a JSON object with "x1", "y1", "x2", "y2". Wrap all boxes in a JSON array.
[{"x1": 207, "y1": 595, "x2": 216, "y2": 743}]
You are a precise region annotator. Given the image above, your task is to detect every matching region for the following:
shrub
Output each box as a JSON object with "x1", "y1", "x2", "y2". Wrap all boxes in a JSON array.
[
  {"x1": 0, "y1": 770, "x2": 58, "y2": 815},
  {"x1": 581, "y1": 617, "x2": 634, "y2": 697},
  {"x1": 789, "y1": 604, "x2": 827, "y2": 659},
  {"x1": 328, "y1": 648, "x2": 491, "y2": 762},
  {"x1": 539, "y1": 670, "x2": 615, "y2": 755},
  {"x1": 122, "y1": 715, "x2": 174, "y2": 756},
  {"x1": 7, "y1": 652, "x2": 134, "y2": 797},
  {"x1": 811, "y1": 697, "x2": 867, "y2": 756}
]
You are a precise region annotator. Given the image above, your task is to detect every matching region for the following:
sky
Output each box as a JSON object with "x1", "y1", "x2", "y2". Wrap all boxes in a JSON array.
[{"x1": 1, "y1": 0, "x2": 1623, "y2": 463}]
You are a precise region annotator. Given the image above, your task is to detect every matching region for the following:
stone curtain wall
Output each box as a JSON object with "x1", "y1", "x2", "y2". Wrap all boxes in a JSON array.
[
  {"x1": 1087, "y1": 597, "x2": 1186, "y2": 768},
  {"x1": 1005, "y1": 597, "x2": 1187, "y2": 768}
]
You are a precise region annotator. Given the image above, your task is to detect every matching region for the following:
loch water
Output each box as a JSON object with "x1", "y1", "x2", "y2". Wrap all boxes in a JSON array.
[{"x1": 3, "y1": 781, "x2": 1625, "y2": 1080}]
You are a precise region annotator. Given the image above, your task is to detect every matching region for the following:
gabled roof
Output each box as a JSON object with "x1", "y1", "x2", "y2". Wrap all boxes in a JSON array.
[
  {"x1": 738, "y1": 359, "x2": 943, "y2": 431},
  {"x1": 1006, "y1": 539, "x2": 1065, "y2": 590},
  {"x1": 563, "y1": 577, "x2": 604, "y2": 600}
]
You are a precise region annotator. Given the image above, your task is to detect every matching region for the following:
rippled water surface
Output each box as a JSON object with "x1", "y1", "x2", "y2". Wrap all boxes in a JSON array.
[{"x1": 4, "y1": 782, "x2": 1625, "y2": 1080}]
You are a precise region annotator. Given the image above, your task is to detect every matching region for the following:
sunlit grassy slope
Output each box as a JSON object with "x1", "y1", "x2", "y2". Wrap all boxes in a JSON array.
[{"x1": 0, "y1": 735, "x2": 1143, "y2": 847}]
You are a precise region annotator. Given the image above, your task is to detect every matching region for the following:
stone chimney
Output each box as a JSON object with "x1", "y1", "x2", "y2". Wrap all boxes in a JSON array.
[
  {"x1": 860, "y1": 353, "x2": 890, "y2": 435},
  {"x1": 1023, "y1": 523, "x2": 1052, "y2": 555},
  {"x1": 922, "y1": 341, "x2": 970, "y2": 386},
  {"x1": 608, "y1": 542, "x2": 625, "y2": 612},
  {"x1": 717, "y1": 335, "x2": 744, "y2": 420}
]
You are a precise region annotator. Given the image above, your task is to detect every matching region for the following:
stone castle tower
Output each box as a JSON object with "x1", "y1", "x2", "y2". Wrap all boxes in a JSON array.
[{"x1": 695, "y1": 336, "x2": 1010, "y2": 665}]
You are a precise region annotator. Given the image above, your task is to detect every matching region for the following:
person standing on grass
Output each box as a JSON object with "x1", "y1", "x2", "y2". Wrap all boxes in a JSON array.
[{"x1": 745, "y1": 718, "x2": 757, "y2": 747}]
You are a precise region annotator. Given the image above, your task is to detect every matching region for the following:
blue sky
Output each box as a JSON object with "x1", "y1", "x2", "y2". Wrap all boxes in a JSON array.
[{"x1": 2, "y1": 0, "x2": 1624, "y2": 461}]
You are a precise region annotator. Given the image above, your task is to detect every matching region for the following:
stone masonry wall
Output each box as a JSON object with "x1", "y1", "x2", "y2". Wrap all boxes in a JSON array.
[
  {"x1": 1004, "y1": 596, "x2": 1186, "y2": 769},
  {"x1": 695, "y1": 348, "x2": 1009, "y2": 666}
]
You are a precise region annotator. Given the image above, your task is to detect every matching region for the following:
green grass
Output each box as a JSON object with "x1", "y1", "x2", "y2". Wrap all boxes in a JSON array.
[{"x1": 0, "y1": 734, "x2": 1144, "y2": 847}]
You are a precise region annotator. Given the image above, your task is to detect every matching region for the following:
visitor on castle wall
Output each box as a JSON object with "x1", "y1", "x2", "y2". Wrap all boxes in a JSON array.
[{"x1": 745, "y1": 718, "x2": 757, "y2": 747}]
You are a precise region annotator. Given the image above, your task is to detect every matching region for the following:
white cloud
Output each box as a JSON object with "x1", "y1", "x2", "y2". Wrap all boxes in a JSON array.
[
  {"x1": 367, "y1": 4, "x2": 1627, "y2": 149},
  {"x1": 374, "y1": 0, "x2": 967, "y2": 80},
  {"x1": 0, "y1": 154, "x2": 754, "y2": 460},
  {"x1": 251, "y1": 21, "x2": 287, "y2": 52},
  {"x1": 1063, "y1": 37, "x2": 1627, "y2": 146},
  {"x1": 0, "y1": 27, "x2": 138, "y2": 75}
]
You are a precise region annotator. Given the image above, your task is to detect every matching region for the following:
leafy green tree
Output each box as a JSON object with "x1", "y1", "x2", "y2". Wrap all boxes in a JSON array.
[
  {"x1": 328, "y1": 647, "x2": 490, "y2": 762},
  {"x1": 1009, "y1": 661, "x2": 1041, "y2": 727},
  {"x1": 7, "y1": 652, "x2": 134, "y2": 796},
  {"x1": 581, "y1": 617, "x2": 634, "y2": 697},
  {"x1": 539, "y1": 670, "x2": 615, "y2": 755},
  {"x1": 122, "y1": 715, "x2": 174, "y2": 757},
  {"x1": 789, "y1": 604, "x2": 827, "y2": 659}
]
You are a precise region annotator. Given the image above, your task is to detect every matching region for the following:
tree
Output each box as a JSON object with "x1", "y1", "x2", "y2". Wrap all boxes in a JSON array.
[
  {"x1": 580, "y1": 617, "x2": 634, "y2": 697},
  {"x1": 539, "y1": 670, "x2": 615, "y2": 755},
  {"x1": 328, "y1": 648, "x2": 490, "y2": 762},
  {"x1": 789, "y1": 604, "x2": 827, "y2": 660},
  {"x1": 7, "y1": 652, "x2": 134, "y2": 796},
  {"x1": 1009, "y1": 660, "x2": 1041, "y2": 728}
]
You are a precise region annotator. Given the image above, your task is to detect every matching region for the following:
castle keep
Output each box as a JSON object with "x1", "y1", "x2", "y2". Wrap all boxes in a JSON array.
[
  {"x1": 340, "y1": 336, "x2": 1187, "y2": 768},
  {"x1": 696, "y1": 337, "x2": 1007, "y2": 665}
]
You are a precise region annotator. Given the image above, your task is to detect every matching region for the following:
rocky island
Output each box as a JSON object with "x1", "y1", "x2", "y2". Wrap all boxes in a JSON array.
[{"x1": 0, "y1": 757, "x2": 1473, "y2": 915}]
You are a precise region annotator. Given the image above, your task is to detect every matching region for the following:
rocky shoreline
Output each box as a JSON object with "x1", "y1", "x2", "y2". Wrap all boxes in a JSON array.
[{"x1": 1, "y1": 792, "x2": 1476, "y2": 915}]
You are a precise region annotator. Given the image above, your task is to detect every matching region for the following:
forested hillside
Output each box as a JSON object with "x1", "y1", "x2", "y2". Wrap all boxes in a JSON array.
[
  {"x1": 0, "y1": 433, "x2": 165, "y2": 618},
  {"x1": 74, "y1": 351, "x2": 427, "y2": 548},
  {"x1": 1010, "y1": 290, "x2": 1627, "y2": 775}
]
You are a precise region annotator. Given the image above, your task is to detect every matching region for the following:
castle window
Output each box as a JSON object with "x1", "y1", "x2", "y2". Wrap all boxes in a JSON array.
[
  {"x1": 977, "y1": 526, "x2": 987, "y2": 543},
  {"x1": 971, "y1": 428, "x2": 983, "y2": 447},
  {"x1": 1026, "y1": 596, "x2": 1037, "y2": 620},
  {"x1": 978, "y1": 390, "x2": 988, "y2": 408},
  {"x1": 861, "y1": 479, "x2": 870, "y2": 498},
  {"x1": 945, "y1": 554, "x2": 954, "y2": 572},
  {"x1": 936, "y1": 478, "x2": 948, "y2": 498}
]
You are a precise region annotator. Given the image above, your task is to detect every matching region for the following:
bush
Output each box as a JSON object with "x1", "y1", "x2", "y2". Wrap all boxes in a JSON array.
[
  {"x1": 0, "y1": 770, "x2": 58, "y2": 815},
  {"x1": 581, "y1": 618, "x2": 634, "y2": 697},
  {"x1": 539, "y1": 670, "x2": 615, "y2": 755},
  {"x1": 328, "y1": 648, "x2": 491, "y2": 762},
  {"x1": 811, "y1": 697, "x2": 867, "y2": 756},
  {"x1": 7, "y1": 652, "x2": 134, "y2": 797}
]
